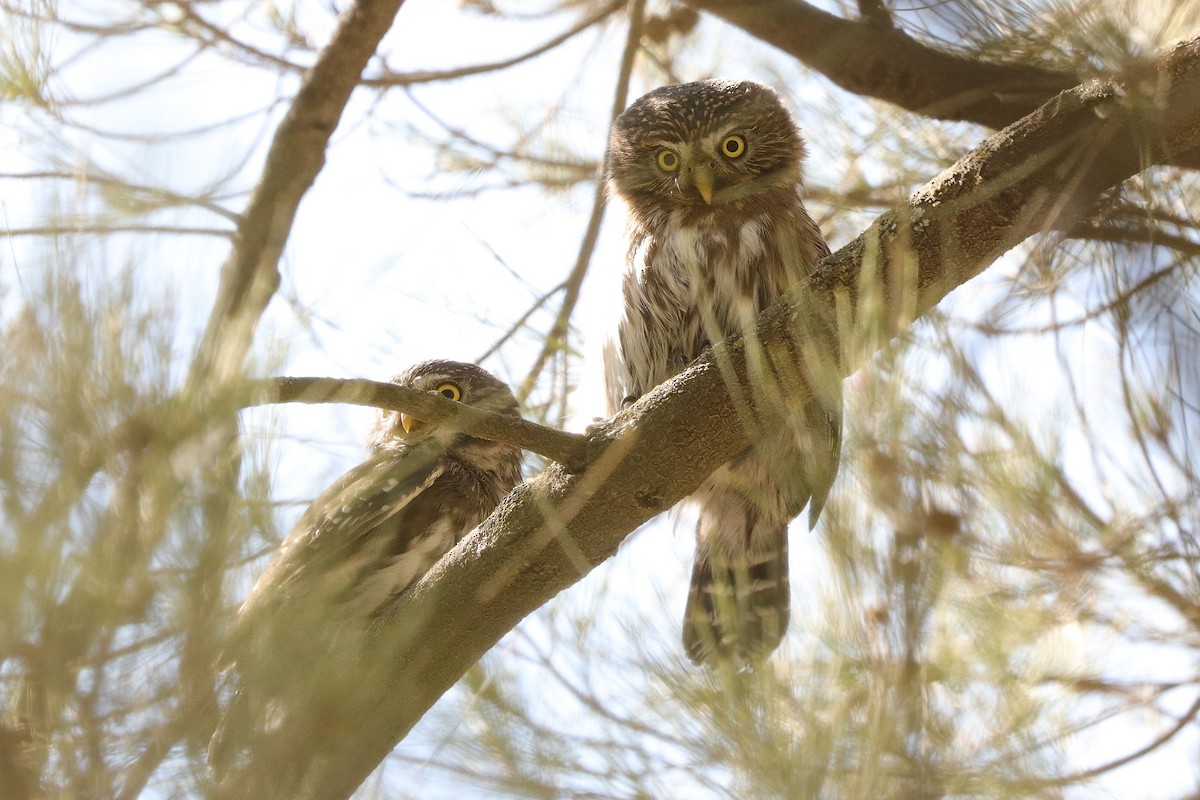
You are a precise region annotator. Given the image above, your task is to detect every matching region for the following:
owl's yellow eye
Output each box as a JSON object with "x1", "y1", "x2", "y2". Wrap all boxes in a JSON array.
[
  {"x1": 720, "y1": 135, "x2": 746, "y2": 158},
  {"x1": 656, "y1": 149, "x2": 680, "y2": 172},
  {"x1": 434, "y1": 382, "x2": 462, "y2": 401}
]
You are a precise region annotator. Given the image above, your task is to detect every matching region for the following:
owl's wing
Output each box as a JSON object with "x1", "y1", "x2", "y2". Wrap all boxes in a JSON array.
[
  {"x1": 211, "y1": 446, "x2": 450, "y2": 773},
  {"x1": 239, "y1": 445, "x2": 445, "y2": 619}
]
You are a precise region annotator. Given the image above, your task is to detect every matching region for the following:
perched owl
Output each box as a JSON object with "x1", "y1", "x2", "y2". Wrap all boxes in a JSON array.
[
  {"x1": 604, "y1": 79, "x2": 842, "y2": 666},
  {"x1": 210, "y1": 360, "x2": 523, "y2": 784}
]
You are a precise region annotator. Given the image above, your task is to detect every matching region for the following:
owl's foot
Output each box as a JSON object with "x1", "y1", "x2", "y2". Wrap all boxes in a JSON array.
[{"x1": 675, "y1": 340, "x2": 712, "y2": 370}]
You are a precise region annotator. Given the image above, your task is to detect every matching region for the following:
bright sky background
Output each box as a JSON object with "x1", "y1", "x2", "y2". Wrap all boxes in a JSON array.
[{"x1": 2, "y1": 0, "x2": 1197, "y2": 796}]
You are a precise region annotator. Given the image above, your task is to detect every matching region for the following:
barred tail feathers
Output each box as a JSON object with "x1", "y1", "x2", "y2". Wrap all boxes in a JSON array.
[{"x1": 682, "y1": 489, "x2": 790, "y2": 666}]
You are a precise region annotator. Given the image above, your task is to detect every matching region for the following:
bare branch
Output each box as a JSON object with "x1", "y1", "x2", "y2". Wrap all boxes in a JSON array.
[
  {"x1": 685, "y1": 0, "x2": 1079, "y2": 127},
  {"x1": 2, "y1": 224, "x2": 233, "y2": 239},
  {"x1": 363, "y1": 0, "x2": 625, "y2": 87},
  {"x1": 188, "y1": 0, "x2": 411, "y2": 389},
  {"x1": 517, "y1": 0, "x2": 648, "y2": 401},
  {"x1": 24, "y1": 373, "x2": 591, "y2": 544},
  {"x1": 0, "y1": 171, "x2": 242, "y2": 223},
  {"x1": 476, "y1": 280, "x2": 566, "y2": 363},
  {"x1": 1036, "y1": 690, "x2": 1200, "y2": 787},
  {"x1": 257, "y1": 377, "x2": 590, "y2": 467},
  {"x1": 811, "y1": 40, "x2": 1200, "y2": 321}
]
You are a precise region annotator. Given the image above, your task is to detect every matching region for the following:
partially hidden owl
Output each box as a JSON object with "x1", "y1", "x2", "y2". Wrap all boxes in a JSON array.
[
  {"x1": 210, "y1": 360, "x2": 523, "y2": 787},
  {"x1": 604, "y1": 79, "x2": 842, "y2": 667}
]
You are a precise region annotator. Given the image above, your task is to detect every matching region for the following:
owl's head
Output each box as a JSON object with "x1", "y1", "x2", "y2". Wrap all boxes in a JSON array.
[
  {"x1": 606, "y1": 79, "x2": 806, "y2": 218},
  {"x1": 371, "y1": 360, "x2": 519, "y2": 450}
]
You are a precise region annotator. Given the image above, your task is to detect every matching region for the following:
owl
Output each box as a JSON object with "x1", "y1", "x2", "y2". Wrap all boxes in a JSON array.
[
  {"x1": 210, "y1": 360, "x2": 523, "y2": 783},
  {"x1": 604, "y1": 79, "x2": 842, "y2": 666}
]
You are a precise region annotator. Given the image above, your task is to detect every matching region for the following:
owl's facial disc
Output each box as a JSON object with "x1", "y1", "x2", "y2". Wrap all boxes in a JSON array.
[
  {"x1": 661, "y1": 131, "x2": 753, "y2": 206},
  {"x1": 654, "y1": 146, "x2": 713, "y2": 204}
]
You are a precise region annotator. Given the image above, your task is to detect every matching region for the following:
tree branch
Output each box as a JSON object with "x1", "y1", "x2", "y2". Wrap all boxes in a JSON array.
[
  {"x1": 684, "y1": 0, "x2": 1078, "y2": 127},
  {"x1": 188, "y1": 0, "x2": 409, "y2": 389},
  {"x1": 517, "y1": 0, "x2": 648, "y2": 401},
  {"x1": 26, "y1": 375, "x2": 590, "y2": 539},
  {"x1": 811, "y1": 39, "x2": 1200, "y2": 321},
  {"x1": 256, "y1": 377, "x2": 589, "y2": 467},
  {"x1": 25, "y1": 6, "x2": 419, "y2": 776},
  {"x1": 363, "y1": 0, "x2": 625, "y2": 87},
  {"x1": 281, "y1": 34, "x2": 1200, "y2": 799}
]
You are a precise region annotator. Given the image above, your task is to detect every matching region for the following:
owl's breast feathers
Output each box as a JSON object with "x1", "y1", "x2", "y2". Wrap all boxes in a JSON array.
[{"x1": 610, "y1": 186, "x2": 828, "y2": 407}]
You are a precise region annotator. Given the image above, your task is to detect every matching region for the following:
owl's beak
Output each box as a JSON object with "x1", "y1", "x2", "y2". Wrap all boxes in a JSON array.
[
  {"x1": 677, "y1": 164, "x2": 715, "y2": 205},
  {"x1": 400, "y1": 413, "x2": 419, "y2": 434},
  {"x1": 691, "y1": 167, "x2": 714, "y2": 205}
]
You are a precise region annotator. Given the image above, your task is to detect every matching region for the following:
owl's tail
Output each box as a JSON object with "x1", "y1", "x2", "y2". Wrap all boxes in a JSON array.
[{"x1": 682, "y1": 488, "x2": 790, "y2": 667}]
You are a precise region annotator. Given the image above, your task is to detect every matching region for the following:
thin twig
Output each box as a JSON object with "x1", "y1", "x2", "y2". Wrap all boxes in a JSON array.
[
  {"x1": 1031, "y1": 690, "x2": 1200, "y2": 788},
  {"x1": 3, "y1": 224, "x2": 233, "y2": 239},
  {"x1": 516, "y1": 0, "x2": 648, "y2": 402},
  {"x1": 364, "y1": 0, "x2": 624, "y2": 86},
  {"x1": 476, "y1": 280, "x2": 566, "y2": 363},
  {"x1": 1, "y1": 171, "x2": 242, "y2": 223}
]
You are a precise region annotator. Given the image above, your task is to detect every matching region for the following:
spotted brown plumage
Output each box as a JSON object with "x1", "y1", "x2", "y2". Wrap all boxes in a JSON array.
[
  {"x1": 604, "y1": 79, "x2": 842, "y2": 667},
  {"x1": 209, "y1": 360, "x2": 522, "y2": 785}
]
